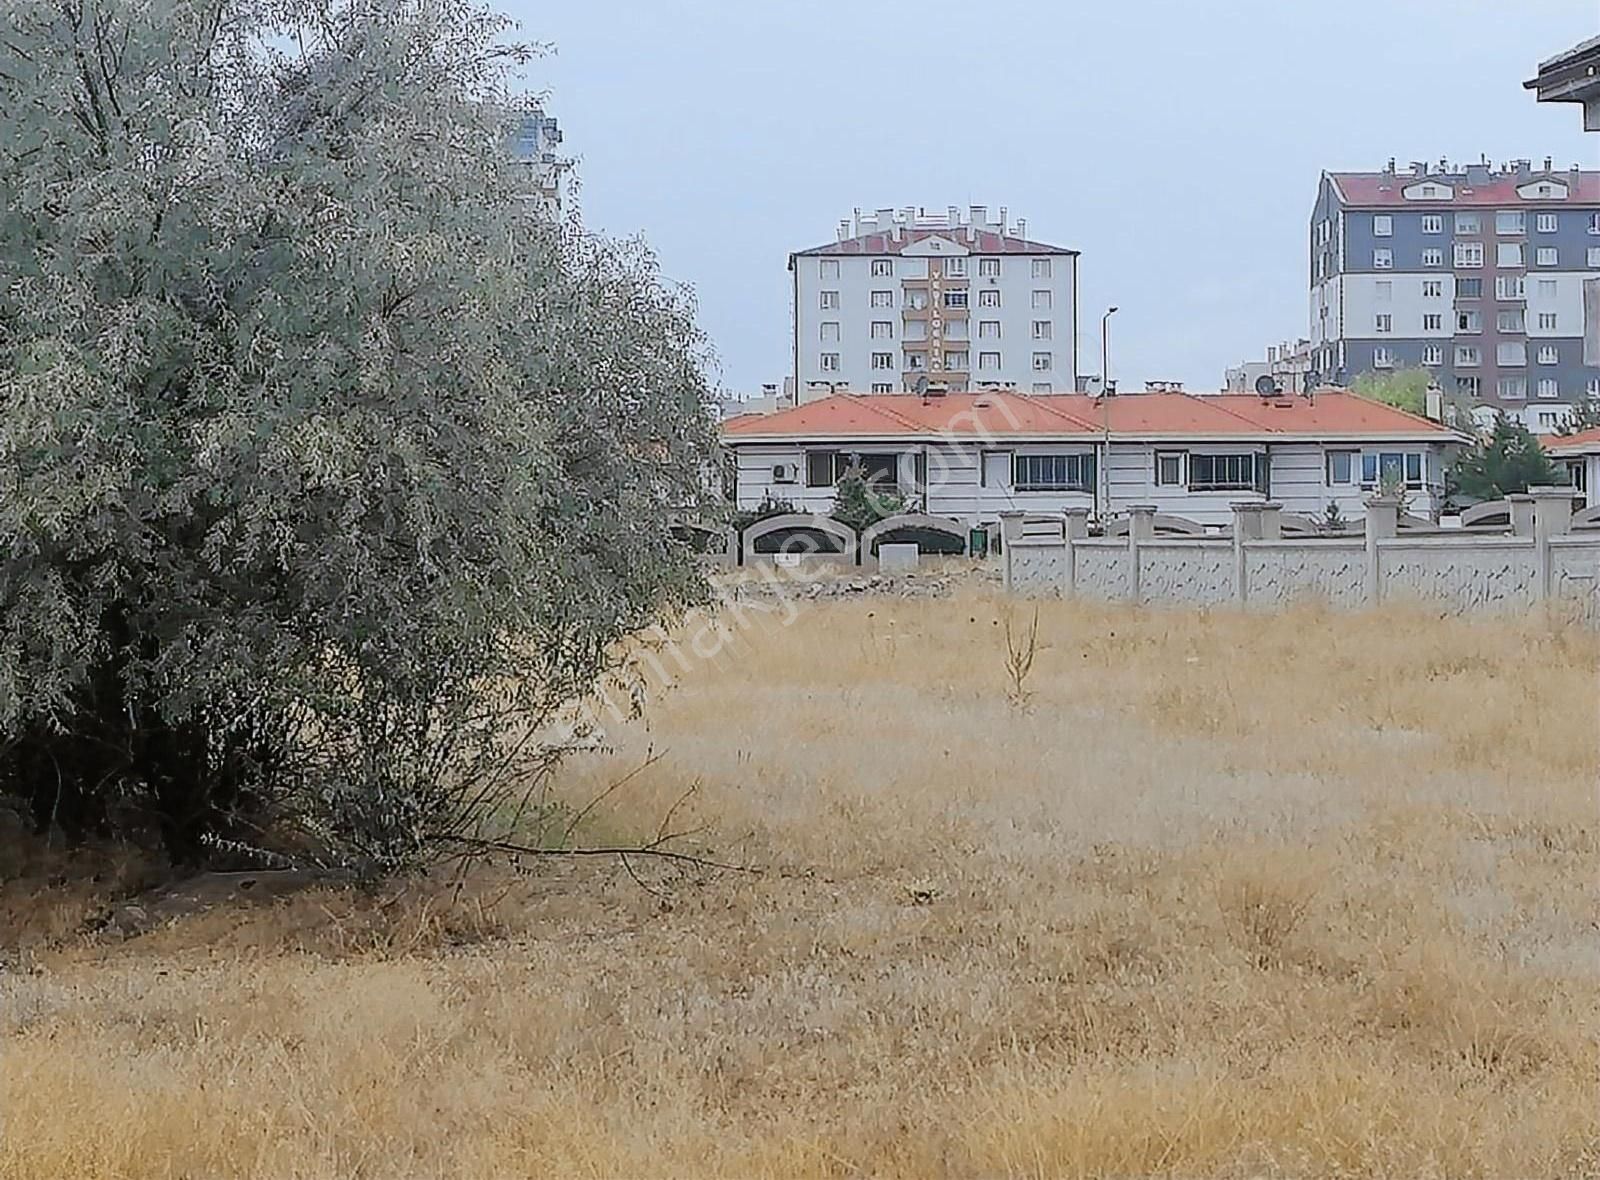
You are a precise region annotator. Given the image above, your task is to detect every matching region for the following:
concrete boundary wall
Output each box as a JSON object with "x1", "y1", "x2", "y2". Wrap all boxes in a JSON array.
[{"x1": 1001, "y1": 490, "x2": 1600, "y2": 624}]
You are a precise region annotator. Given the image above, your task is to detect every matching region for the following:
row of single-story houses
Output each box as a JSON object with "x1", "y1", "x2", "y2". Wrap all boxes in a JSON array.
[
  {"x1": 1546, "y1": 427, "x2": 1600, "y2": 507},
  {"x1": 721, "y1": 389, "x2": 1490, "y2": 528}
]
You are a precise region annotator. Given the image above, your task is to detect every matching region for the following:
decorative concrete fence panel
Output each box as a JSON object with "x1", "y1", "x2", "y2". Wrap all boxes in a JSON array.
[
  {"x1": 1137, "y1": 541, "x2": 1233, "y2": 605},
  {"x1": 1574, "y1": 506, "x2": 1600, "y2": 529},
  {"x1": 740, "y1": 514, "x2": 858, "y2": 567},
  {"x1": 1375, "y1": 538, "x2": 1540, "y2": 611},
  {"x1": 860, "y1": 513, "x2": 968, "y2": 566},
  {"x1": 1244, "y1": 541, "x2": 1367, "y2": 609},
  {"x1": 999, "y1": 490, "x2": 1599, "y2": 625}
]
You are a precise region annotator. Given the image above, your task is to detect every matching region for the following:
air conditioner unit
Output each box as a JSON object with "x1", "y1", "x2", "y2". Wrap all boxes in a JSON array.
[{"x1": 771, "y1": 463, "x2": 798, "y2": 484}]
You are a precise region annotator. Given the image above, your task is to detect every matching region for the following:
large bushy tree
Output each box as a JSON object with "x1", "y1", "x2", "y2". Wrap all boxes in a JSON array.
[
  {"x1": 1449, "y1": 416, "x2": 1562, "y2": 501},
  {"x1": 0, "y1": 0, "x2": 718, "y2": 870},
  {"x1": 1351, "y1": 368, "x2": 1432, "y2": 416}
]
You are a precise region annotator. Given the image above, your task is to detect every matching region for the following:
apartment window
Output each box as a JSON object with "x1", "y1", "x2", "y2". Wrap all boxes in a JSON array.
[
  {"x1": 1422, "y1": 279, "x2": 1443, "y2": 297},
  {"x1": 978, "y1": 351, "x2": 1001, "y2": 371},
  {"x1": 870, "y1": 259, "x2": 893, "y2": 277},
  {"x1": 1455, "y1": 345, "x2": 1480, "y2": 367},
  {"x1": 1422, "y1": 344, "x2": 1444, "y2": 365},
  {"x1": 1375, "y1": 313, "x2": 1393, "y2": 334},
  {"x1": 944, "y1": 350, "x2": 968, "y2": 370},
  {"x1": 871, "y1": 352, "x2": 895, "y2": 370},
  {"x1": 1362, "y1": 452, "x2": 1424, "y2": 490},
  {"x1": 819, "y1": 352, "x2": 840, "y2": 371},
  {"x1": 1535, "y1": 247, "x2": 1557, "y2": 266},
  {"x1": 904, "y1": 290, "x2": 928, "y2": 310},
  {"x1": 1457, "y1": 375, "x2": 1481, "y2": 398},
  {"x1": 820, "y1": 321, "x2": 840, "y2": 342},
  {"x1": 1540, "y1": 411, "x2": 1564, "y2": 429},
  {"x1": 1536, "y1": 279, "x2": 1558, "y2": 299},
  {"x1": 1032, "y1": 290, "x2": 1052, "y2": 309},
  {"x1": 870, "y1": 382, "x2": 893, "y2": 393},
  {"x1": 1422, "y1": 214, "x2": 1443, "y2": 234},
  {"x1": 1013, "y1": 454, "x2": 1095, "y2": 492},
  {"x1": 906, "y1": 352, "x2": 925, "y2": 370},
  {"x1": 1031, "y1": 382, "x2": 1053, "y2": 393},
  {"x1": 1373, "y1": 346, "x2": 1394, "y2": 368},
  {"x1": 820, "y1": 290, "x2": 840, "y2": 309},
  {"x1": 1189, "y1": 453, "x2": 1259, "y2": 492},
  {"x1": 1537, "y1": 312, "x2": 1558, "y2": 331},
  {"x1": 1457, "y1": 309, "x2": 1481, "y2": 333},
  {"x1": 1537, "y1": 378, "x2": 1560, "y2": 398},
  {"x1": 1589, "y1": 247, "x2": 1600, "y2": 268},
  {"x1": 1536, "y1": 213, "x2": 1558, "y2": 233},
  {"x1": 1497, "y1": 342, "x2": 1526, "y2": 366},
  {"x1": 1456, "y1": 213, "x2": 1481, "y2": 234},
  {"x1": 1326, "y1": 451, "x2": 1356, "y2": 486},
  {"x1": 977, "y1": 288, "x2": 1001, "y2": 307},
  {"x1": 1031, "y1": 258, "x2": 1053, "y2": 279},
  {"x1": 1031, "y1": 320, "x2": 1053, "y2": 340},
  {"x1": 1422, "y1": 248, "x2": 1444, "y2": 267},
  {"x1": 1031, "y1": 352, "x2": 1052, "y2": 371},
  {"x1": 943, "y1": 290, "x2": 968, "y2": 308},
  {"x1": 1154, "y1": 452, "x2": 1185, "y2": 486},
  {"x1": 1497, "y1": 376, "x2": 1527, "y2": 399},
  {"x1": 1496, "y1": 275, "x2": 1525, "y2": 299},
  {"x1": 978, "y1": 320, "x2": 1001, "y2": 339},
  {"x1": 870, "y1": 289, "x2": 894, "y2": 308},
  {"x1": 1538, "y1": 345, "x2": 1559, "y2": 364},
  {"x1": 1373, "y1": 248, "x2": 1393, "y2": 269},
  {"x1": 1373, "y1": 214, "x2": 1393, "y2": 236},
  {"x1": 1458, "y1": 277, "x2": 1482, "y2": 297},
  {"x1": 1375, "y1": 280, "x2": 1393, "y2": 302},
  {"x1": 1591, "y1": 377, "x2": 1600, "y2": 397},
  {"x1": 1422, "y1": 313, "x2": 1442, "y2": 331},
  {"x1": 1495, "y1": 210, "x2": 1525, "y2": 235},
  {"x1": 806, "y1": 450, "x2": 849, "y2": 487},
  {"x1": 1589, "y1": 213, "x2": 1600, "y2": 234},
  {"x1": 1455, "y1": 242, "x2": 1483, "y2": 267},
  {"x1": 978, "y1": 257, "x2": 1001, "y2": 277},
  {"x1": 819, "y1": 260, "x2": 840, "y2": 280},
  {"x1": 1497, "y1": 309, "x2": 1525, "y2": 333},
  {"x1": 1496, "y1": 243, "x2": 1523, "y2": 267},
  {"x1": 870, "y1": 320, "x2": 894, "y2": 339}
]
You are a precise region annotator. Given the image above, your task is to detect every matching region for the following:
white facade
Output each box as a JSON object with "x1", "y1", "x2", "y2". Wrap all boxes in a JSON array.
[{"x1": 791, "y1": 206, "x2": 1078, "y2": 398}]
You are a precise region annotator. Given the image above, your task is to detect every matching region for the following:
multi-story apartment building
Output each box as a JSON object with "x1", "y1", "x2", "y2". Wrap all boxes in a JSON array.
[
  {"x1": 789, "y1": 207, "x2": 1078, "y2": 400},
  {"x1": 507, "y1": 111, "x2": 569, "y2": 219},
  {"x1": 1309, "y1": 160, "x2": 1600, "y2": 423}
]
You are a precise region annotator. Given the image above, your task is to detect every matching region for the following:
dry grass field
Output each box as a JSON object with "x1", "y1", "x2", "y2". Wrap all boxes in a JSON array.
[{"x1": 3, "y1": 590, "x2": 1598, "y2": 1178}]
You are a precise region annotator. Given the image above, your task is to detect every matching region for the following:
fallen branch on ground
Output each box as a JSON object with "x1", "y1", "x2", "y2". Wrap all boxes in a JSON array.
[{"x1": 434, "y1": 833, "x2": 761, "y2": 875}]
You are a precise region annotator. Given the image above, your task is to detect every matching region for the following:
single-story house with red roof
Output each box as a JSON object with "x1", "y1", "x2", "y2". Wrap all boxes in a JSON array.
[
  {"x1": 1544, "y1": 427, "x2": 1600, "y2": 508},
  {"x1": 721, "y1": 389, "x2": 1469, "y2": 528}
]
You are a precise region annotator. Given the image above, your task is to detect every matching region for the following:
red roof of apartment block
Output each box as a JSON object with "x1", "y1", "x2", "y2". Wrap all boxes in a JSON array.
[
  {"x1": 793, "y1": 227, "x2": 1078, "y2": 257},
  {"x1": 1543, "y1": 427, "x2": 1600, "y2": 455},
  {"x1": 722, "y1": 392, "x2": 1460, "y2": 443},
  {"x1": 1328, "y1": 169, "x2": 1600, "y2": 207}
]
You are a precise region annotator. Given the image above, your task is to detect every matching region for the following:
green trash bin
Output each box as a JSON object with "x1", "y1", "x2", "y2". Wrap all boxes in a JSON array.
[{"x1": 968, "y1": 525, "x2": 989, "y2": 559}]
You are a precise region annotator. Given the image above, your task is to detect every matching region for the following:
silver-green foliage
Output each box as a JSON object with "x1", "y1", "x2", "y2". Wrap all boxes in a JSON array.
[{"x1": 0, "y1": 0, "x2": 719, "y2": 869}]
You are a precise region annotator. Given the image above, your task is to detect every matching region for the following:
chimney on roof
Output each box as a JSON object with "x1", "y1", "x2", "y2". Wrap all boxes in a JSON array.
[
  {"x1": 1385, "y1": 157, "x2": 1396, "y2": 175},
  {"x1": 1544, "y1": 156, "x2": 1553, "y2": 173},
  {"x1": 837, "y1": 219, "x2": 850, "y2": 242},
  {"x1": 890, "y1": 222, "x2": 903, "y2": 243},
  {"x1": 1411, "y1": 160, "x2": 1426, "y2": 177},
  {"x1": 875, "y1": 207, "x2": 893, "y2": 226},
  {"x1": 969, "y1": 205, "x2": 986, "y2": 227},
  {"x1": 1572, "y1": 164, "x2": 1582, "y2": 185},
  {"x1": 998, "y1": 205, "x2": 1009, "y2": 233},
  {"x1": 853, "y1": 207, "x2": 863, "y2": 236},
  {"x1": 1015, "y1": 217, "x2": 1027, "y2": 239},
  {"x1": 946, "y1": 204, "x2": 959, "y2": 227}
]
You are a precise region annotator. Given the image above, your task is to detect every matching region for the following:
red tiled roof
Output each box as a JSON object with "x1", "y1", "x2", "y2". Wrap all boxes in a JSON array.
[
  {"x1": 794, "y1": 227, "x2": 1078, "y2": 257},
  {"x1": 1329, "y1": 170, "x2": 1600, "y2": 207},
  {"x1": 722, "y1": 392, "x2": 1459, "y2": 441},
  {"x1": 1543, "y1": 427, "x2": 1600, "y2": 454}
]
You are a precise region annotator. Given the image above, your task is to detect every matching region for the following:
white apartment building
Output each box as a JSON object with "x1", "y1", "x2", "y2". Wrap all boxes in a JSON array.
[{"x1": 789, "y1": 206, "x2": 1079, "y2": 400}]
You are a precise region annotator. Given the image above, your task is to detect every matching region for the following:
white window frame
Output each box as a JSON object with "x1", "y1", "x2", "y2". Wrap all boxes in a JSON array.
[
  {"x1": 1373, "y1": 248, "x2": 1393, "y2": 269},
  {"x1": 1031, "y1": 290, "x2": 1052, "y2": 309},
  {"x1": 1422, "y1": 313, "x2": 1442, "y2": 332},
  {"x1": 819, "y1": 352, "x2": 840, "y2": 372},
  {"x1": 1373, "y1": 214, "x2": 1393, "y2": 237},
  {"x1": 1422, "y1": 248, "x2": 1444, "y2": 267},
  {"x1": 1537, "y1": 345, "x2": 1559, "y2": 365},
  {"x1": 1496, "y1": 243, "x2": 1523, "y2": 268},
  {"x1": 1537, "y1": 312, "x2": 1558, "y2": 331},
  {"x1": 1454, "y1": 242, "x2": 1483, "y2": 268},
  {"x1": 869, "y1": 289, "x2": 894, "y2": 308},
  {"x1": 1422, "y1": 279, "x2": 1443, "y2": 297},
  {"x1": 1535, "y1": 247, "x2": 1557, "y2": 267},
  {"x1": 978, "y1": 351, "x2": 1002, "y2": 371},
  {"x1": 1422, "y1": 344, "x2": 1444, "y2": 366},
  {"x1": 978, "y1": 320, "x2": 1001, "y2": 339},
  {"x1": 1536, "y1": 213, "x2": 1558, "y2": 233},
  {"x1": 1031, "y1": 258, "x2": 1052, "y2": 279},
  {"x1": 1031, "y1": 320, "x2": 1052, "y2": 340},
  {"x1": 1455, "y1": 213, "x2": 1481, "y2": 234},
  {"x1": 870, "y1": 352, "x2": 895, "y2": 371},
  {"x1": 1154, "y1": 451, "x2": 1185, "y2": 487},
  {"x1": 820, "y1": 321, "x2": 840, "y2": 342},
  {"x1": 1495, "y1": 210, "x2": 1524, "y2": 235},
  {"x1": 1372, "y1": 346, "x2": 1394, "y2": 369},
  {"x1": 1421, "y1": 214, "x2": 1443, "y2": 234},
  {"x1": 1031, "y1": 351, "x2": 1052, "y2": 372},
  {"x1": 978, "y1": 289, "x2": 1001, "y2": 308},
  {"x1": 943, "y1": 257, "x2": 967, "y2": 277},
  {"x1": 819, "y1": 259, "x2": 840, "y2": 280},
  {"x1": 870, "y1": 320, "x2": 894, "y2": 340},
  {"x1": 870, "y1": 259, "x2": 893, "y2": 277},
  {"x1": 1374, "y1": 313, "x2": 1393, "y2": 334},
  {"x1": 1325, "y1": 450, "x2": 1357, "y2": 486},
  {"x1": 1537, "y1": 378, "x2": 1559, "y2": 399},
  {"x1": 978, "y1": 257, "x2": 1001, "y2": 277},
  {"x1": 819, "y1": 290, "x2": 840, "y2": 309}
]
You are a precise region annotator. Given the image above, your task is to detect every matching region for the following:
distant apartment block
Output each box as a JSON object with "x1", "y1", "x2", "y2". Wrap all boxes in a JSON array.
[
  {"x1": 1309, "y1": 160, "x2": 1600, "y2": 419},
  {"x1": 508, "y1": 111, "x2": 569, "y2": 218},
  {"x1": 789, "y1": 206, "x2": 1079, "y2": 399},
  {"x1": 1225, "y1": 339, "x2": 1314, "y2": 394}
]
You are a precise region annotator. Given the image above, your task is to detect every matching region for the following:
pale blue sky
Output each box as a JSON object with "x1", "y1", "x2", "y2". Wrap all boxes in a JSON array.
[{"x1": 511, "y1": 0, "x2": 1598, "y2": 394}]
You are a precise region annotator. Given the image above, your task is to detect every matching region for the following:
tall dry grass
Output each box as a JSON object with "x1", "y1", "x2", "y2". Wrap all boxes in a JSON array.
[{"x1": 2, "y1": 593, "x2": 1598, "y2": 1178}]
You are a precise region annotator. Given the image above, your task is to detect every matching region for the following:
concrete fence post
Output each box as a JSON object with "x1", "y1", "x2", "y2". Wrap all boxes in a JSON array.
[
  {"x1": 1128, "y1": 504, "x2": 1157, "y2": 602},
  {"x1": 1231, "y1": 502, "x2": 1263, "y2": 604},
  {"x1": 1528, "y1": 485, "x2": 1577, "y2": 600},
  {"x1": 1063, "y1": 507, "x2": 1090, "y2": 597},
  {"x1": 998, "y1": 511, "x2": 1023, "y2": 592},
  {"x1": 1364, "y1": 495, "x2": 1400, "y2": 605},
  {"x1": 1508, "y1": 494, "x2": 1535, "y2": 538},
  {"x1": 1257, "y1": 501, "x2": 1284, "y2": 540}
]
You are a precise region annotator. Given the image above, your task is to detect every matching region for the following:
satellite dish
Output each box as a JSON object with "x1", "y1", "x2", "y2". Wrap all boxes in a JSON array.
[
  {"x1": 1304, "y1": 369, "x2": 1321, "y2": 391},
  {"x1": 1255, "y1": 374, "x2": 1278, "y2": 397},
  {"x1": 913, "y1": 374, "x2": 929, "y2": 396}
]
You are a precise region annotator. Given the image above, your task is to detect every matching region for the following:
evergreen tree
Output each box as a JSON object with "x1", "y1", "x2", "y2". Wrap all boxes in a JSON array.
[{"x1": 1450, "y1": 416, "x2": 1563, "y2": 501}]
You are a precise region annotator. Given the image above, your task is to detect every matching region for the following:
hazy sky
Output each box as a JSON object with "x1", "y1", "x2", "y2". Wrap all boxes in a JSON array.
[{"x1": 511, "y1": 0, "x2": 1598, "y2": 395}]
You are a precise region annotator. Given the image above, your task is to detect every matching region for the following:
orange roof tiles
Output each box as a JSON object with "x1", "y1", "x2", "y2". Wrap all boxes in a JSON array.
[
  {"x1": 1543, "y1": 427, "x2": 1600, "y2": 454},
  {"x1": 722, "y1": 392, "x2": 1458, "y2": 442}
]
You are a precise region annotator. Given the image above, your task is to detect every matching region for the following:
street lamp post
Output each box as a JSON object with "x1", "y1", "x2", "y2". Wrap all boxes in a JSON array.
[{"x1": 1099, "y1": 307, "x2": 1119, "y2": 518}]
